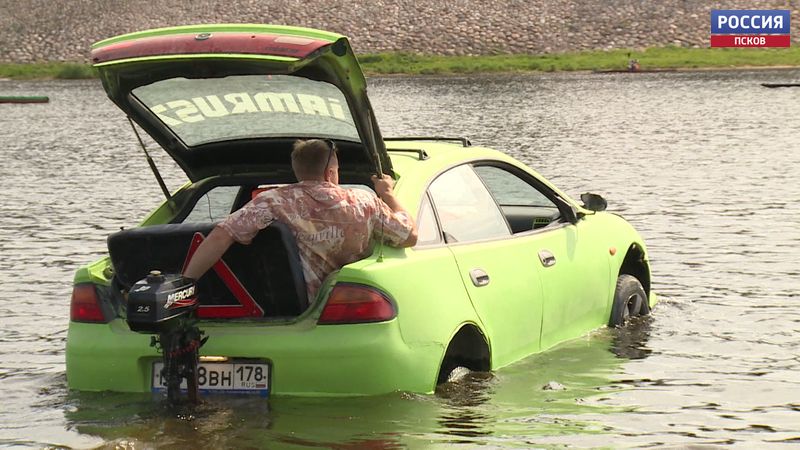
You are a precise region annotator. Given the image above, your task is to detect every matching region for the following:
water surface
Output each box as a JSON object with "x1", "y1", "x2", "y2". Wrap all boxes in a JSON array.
[{"x1": 1, "y1": 69, "x2": 799, "y2": 448}]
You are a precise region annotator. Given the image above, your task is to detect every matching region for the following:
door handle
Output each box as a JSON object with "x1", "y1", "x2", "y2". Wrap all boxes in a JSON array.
[
  {"x1": 469, "y1": 268, "x2": 490, "y2": 287},
  {"x1": 538, "y1": 250, "x2": 556, "y2": 267}
]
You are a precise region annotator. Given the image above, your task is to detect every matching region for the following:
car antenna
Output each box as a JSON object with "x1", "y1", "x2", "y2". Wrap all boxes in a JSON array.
[
  {"x1": 127, "y1": 116, "x2": 173, "y2": 205},
  {"x1": 362, "y1": 110, "x2": 387, "y2": 263},
  {"x1": 375, "y1": 167, "x2": 386, "y2": 263},
  {"x1": 377, "y1": 183, "x2": 385, "y2": 263}
]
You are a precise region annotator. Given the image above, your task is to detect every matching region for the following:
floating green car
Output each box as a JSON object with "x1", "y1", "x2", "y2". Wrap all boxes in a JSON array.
[{"x1": 66, "y1": 24, "x2": 656, "y2": 396}]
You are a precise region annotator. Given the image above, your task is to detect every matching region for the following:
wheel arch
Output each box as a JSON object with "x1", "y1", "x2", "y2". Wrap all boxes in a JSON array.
[
  {"x1": 436, "y1": 322, "x2": 491, "y2": 384},
  {"x1": 619, "y1": 243, "x2": 651, "y2": 296}
]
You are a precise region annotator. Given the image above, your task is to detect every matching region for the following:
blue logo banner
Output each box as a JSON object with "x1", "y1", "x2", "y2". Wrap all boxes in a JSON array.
[{"x1": 711, "y1": 10, "x2": 790, "y2": 34}]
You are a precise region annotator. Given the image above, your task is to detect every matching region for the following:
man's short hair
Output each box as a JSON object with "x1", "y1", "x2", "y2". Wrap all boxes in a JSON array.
[{"x1": 291, "y1": 139, "x2": 334, "y2": 180}]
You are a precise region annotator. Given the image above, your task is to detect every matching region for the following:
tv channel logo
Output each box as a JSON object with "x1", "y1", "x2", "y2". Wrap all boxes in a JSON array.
[{"x1": 710, "y1": 10, "x2": 791, "y2": 47}]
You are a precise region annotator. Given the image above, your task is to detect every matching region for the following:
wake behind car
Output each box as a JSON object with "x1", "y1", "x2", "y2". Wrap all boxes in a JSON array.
[{"x1": 66, "y1": 24, "x2": 656, "y2": 396}]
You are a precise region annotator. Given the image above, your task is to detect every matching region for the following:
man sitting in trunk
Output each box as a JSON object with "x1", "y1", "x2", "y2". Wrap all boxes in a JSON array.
[{"x1": 183, "y1": 139, "x2": 418, "y2": 299}]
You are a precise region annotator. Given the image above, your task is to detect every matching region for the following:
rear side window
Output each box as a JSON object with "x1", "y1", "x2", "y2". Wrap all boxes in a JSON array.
[
  {"x1": 415, "y1": 194, "x2": 442, "y2": 246},
  {"x1": 428, "y1": 165, "x2": 510, "y2": 243}
]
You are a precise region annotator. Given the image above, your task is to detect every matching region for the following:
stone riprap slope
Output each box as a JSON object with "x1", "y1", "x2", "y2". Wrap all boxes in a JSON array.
[{"x1": 1, "y1": 0, "x2": 798, "y2": 62}]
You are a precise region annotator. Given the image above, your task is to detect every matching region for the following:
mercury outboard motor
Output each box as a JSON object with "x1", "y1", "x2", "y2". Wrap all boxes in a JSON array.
[{"x1": 126, "y1": 270, "x2": 206, "y2": 404}]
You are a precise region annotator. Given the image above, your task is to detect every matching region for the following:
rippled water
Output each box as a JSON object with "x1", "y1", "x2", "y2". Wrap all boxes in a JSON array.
[{"x1": 1, "y1": 70, "x2": 799, "y2": 448}]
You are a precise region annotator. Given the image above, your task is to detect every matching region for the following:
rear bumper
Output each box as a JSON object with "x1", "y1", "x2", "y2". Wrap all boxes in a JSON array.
[{"x1": 66, "y1": 318, "x2": 442, "y2": 396}]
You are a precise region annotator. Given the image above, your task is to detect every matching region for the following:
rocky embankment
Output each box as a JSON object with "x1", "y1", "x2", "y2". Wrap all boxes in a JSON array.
[{"x1": 1, "y1": 0, "x2": 798, "y2": 62}]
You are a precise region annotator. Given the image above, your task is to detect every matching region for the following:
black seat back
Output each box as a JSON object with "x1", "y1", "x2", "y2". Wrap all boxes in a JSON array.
[{"x1": 107, "y1": 222, "x2": 309, "y2": 318}]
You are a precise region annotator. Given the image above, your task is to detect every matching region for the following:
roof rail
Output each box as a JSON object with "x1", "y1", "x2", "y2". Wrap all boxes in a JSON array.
[
  {"x1": 386, "y1": 148, "x2": 429, "y2": 160},
  {"x1": 384, "y1": 136, "x2": 472, "y2": 147}
]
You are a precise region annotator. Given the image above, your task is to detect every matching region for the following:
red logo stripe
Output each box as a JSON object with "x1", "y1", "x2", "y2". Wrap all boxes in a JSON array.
[{"x1": 92, "y1": 33, "x2": 330, "y2": 64}]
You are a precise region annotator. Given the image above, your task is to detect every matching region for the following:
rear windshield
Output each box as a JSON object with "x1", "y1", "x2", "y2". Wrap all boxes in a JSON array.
[{"x1": 132, "y1": 75, "x2": 359, "y2": 147}]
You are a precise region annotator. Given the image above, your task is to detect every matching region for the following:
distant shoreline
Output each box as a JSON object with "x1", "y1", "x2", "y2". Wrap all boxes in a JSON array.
[
  {"x1": 2, "y1": 47, "x2": 799, "y2": 80},
  {"x1": 4, "y1": 1, "x2": 799, "y2": 63}
]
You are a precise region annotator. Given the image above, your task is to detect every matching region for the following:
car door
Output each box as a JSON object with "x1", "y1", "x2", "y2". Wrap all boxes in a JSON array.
[
  {"x1": 427, "y1": 164, "x2": 545, "y2": 368},
  {"x1": 473, "y1": 164, "x2": 611, "y2": 351}
]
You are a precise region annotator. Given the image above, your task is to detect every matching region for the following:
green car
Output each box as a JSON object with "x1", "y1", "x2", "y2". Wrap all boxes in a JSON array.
[{"x1": 66, "y1": 24, "x2": 656, "y2": 396}]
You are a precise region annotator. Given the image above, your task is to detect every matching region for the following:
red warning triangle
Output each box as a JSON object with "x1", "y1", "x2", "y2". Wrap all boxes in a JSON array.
[{"x1": 181, "y1": 232, "x2": 264, "y2": 318}]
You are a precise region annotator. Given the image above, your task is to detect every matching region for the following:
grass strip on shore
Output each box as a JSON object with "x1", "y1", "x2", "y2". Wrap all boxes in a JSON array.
[
  {"x1": 0, "y1": 62, "x2": 96, "y2": 80},
  {"x1": 2, "y1": 46, "x2": 799, "y2": 80},
  {"x1": 359, "y1": 46, "x2": 800, "y2": 74}
]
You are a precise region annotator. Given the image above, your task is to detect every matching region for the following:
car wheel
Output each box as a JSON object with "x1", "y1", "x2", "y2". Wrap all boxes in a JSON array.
[
  {"x1": 438, "y1": 358, "x2": 468, "y2": 385},
  {"x1": 436, "y1": 326, "x2": 490, "y2": 385},
  {"x1": 609, "y1": 274, "x2": 649, "y2": 327}
]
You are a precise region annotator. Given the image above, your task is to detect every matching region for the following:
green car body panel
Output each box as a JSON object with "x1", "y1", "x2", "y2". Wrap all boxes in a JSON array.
[{"x1": 66, "y1": 24, "x2": 656, "y2": 396}]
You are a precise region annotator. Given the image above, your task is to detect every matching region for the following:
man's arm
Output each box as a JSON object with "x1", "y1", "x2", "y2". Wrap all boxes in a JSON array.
[
  {"x1": 183, "y1": 226, "x2": 236, "y2": 280},
  {"x1": 371, "y1": 174, "x2": 418, "y2": 247}
]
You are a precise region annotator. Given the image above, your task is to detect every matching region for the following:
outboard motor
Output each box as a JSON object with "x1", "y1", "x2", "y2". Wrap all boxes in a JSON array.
[{"x1": 126, "y1": 270, "x2": 205, "y2": 404}]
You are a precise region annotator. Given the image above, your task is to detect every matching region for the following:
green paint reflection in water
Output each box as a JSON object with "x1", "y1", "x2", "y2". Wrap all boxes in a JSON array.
[
  {"x1": 62, "y1": 319, "x2": 652, "y2": 448},
  {"x1": 430, "y1": 320, "x2": 652, "y2": 447}
]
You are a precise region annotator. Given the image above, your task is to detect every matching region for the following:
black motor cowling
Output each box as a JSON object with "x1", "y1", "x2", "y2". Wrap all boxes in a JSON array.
[
  {"x1": 126, "y1": 270, "x2": 204, "y2": 404},
  {"x1": 127, "y1": 271, "x2": 198, "y2": 333}
]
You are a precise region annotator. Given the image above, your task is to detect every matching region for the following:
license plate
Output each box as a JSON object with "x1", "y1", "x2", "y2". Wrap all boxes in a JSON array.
[{"x1": 152, "y1": 360, "x2": 270, "y2": 396}]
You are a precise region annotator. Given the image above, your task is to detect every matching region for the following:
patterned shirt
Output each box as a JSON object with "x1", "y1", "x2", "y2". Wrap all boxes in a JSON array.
[{"x1": 219, "y1": 181, "x2": 414, "y2": 300}]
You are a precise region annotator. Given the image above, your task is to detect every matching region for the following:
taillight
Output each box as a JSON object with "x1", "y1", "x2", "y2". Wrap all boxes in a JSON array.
[
  {"x1": 70, "y1": 283, "x2": 106, "y2": 323},
  {"x1": 318, "y1": 284, "x2": 397, "y2": 325}
]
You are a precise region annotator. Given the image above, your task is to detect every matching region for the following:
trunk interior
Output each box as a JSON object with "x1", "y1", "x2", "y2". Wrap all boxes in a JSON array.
[{"x1": 107, "y1": 222, "x2": 309, "y2": 320}]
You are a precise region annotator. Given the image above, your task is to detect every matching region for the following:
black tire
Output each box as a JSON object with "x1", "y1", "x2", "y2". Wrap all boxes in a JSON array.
[{"x1": 609, "y1": 274, "x2": 649, "y2": 327}]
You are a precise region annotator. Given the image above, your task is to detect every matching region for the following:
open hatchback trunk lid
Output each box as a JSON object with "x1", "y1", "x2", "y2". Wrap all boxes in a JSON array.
[{"x1": 92, "y1": 24, "x2": 391, "y2": 181}]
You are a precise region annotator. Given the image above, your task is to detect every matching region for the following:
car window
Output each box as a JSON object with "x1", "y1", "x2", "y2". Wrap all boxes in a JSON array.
[
  {"x1": 183, "y1": 183, "x2": 374, "y2": 224},
  {"x1": 473, "y1": 165, "x2": 561, "y2": 234},
  {"x1": 428, "y1": 165, "x2": 510, "y2": 243},
  {"x1": 473, "y1": 165, "x2": 555, "y2": 207},
  {"x1": 184, "y1": 186, "x2": 241, "y2": 223},
  {"x1": 415, "y1": 194, "x2": 442, "y2": 246},
  {"x1": 132, "y1": 75, "x2": 359, "y2": 147}
]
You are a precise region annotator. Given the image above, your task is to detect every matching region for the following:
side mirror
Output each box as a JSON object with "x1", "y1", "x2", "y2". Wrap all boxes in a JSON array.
[
  {"x1": 554, "y1": 196, "x2": 579, "y2": 224},
  {"x1": 580, "y1": 193, "x2": 607, "y2": 212}
]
